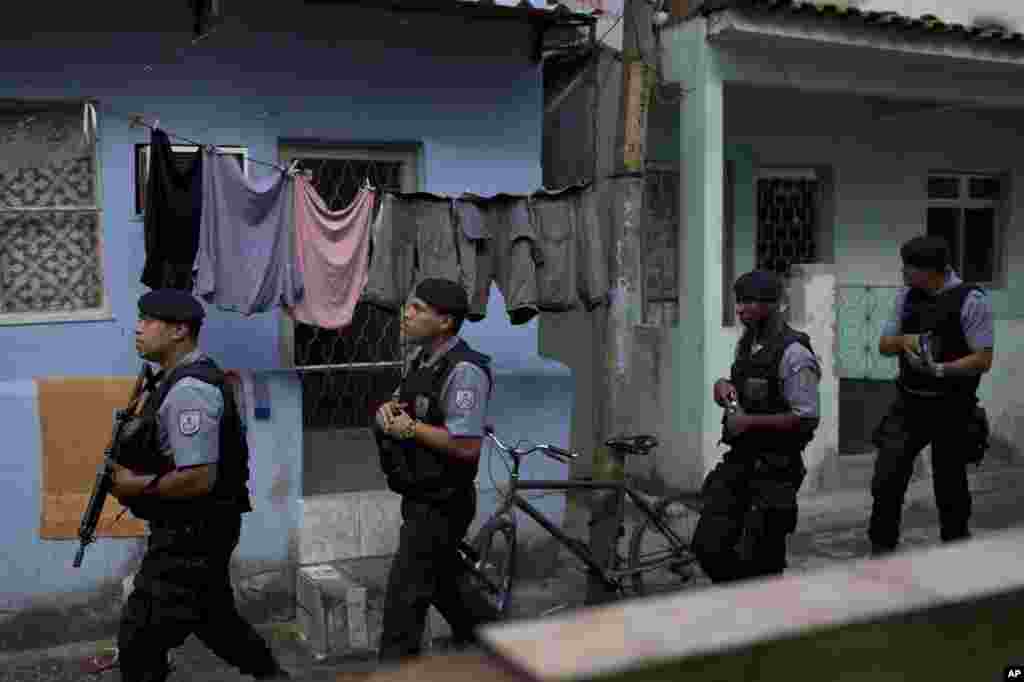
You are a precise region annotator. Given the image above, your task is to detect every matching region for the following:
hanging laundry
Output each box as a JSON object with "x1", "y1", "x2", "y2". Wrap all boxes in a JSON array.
[
  {"x1": 287, "y1": 177, "x2": 376, "y2": 329},
  {"x1": 194, "y1": 150, "x2": 302, "y2": 315},
  {"x1": 363, "y1": 192, "x2": 416, "y2": 312},
  {"x1": 453, "y1": 199, "x2": 488, "y2": 322},
  {"x1": 140, "y1": 128, "x2": 203, "y2": 290},
  {"x1": 364, "y1": 192, "x2": 478, "y2": 312},
  {"x1": 530, "y1": 183, "x2": 609, "y2": 312},
  {"x1": 460, "y1": 195, "x2": 539, "y2": 326},
  {"x1": 575, "y1": 182, "x2": 610, "y2": 310},
  {"x1": 408, "y1": 193, "x2": 478, "y2": 301}
]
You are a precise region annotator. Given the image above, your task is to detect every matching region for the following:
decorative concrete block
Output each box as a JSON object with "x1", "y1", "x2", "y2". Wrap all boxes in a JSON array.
[{"x1": 297, "y1": 563, "x2": 370, "y2": 658}]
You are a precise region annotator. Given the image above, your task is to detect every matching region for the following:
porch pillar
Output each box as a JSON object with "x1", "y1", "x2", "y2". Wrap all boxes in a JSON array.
[{"x1": 663, "y1": 18, "x2": 726, "y2": 486}]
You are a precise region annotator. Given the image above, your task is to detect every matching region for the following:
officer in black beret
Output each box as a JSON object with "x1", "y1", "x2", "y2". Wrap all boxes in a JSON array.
[
  {"x1": 374, "y1": 278, "x2": 499, "y2": 662},
  {"x1": 692, "y1": 270, "x2": 822, "y2": 583},
  {"x1": 110, "y1": 289, "x2": 290, "y2": 680}
]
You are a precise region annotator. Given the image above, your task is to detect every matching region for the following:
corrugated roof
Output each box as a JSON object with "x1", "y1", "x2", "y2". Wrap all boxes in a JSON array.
[
  {"x1": 315, "y1": 0, "x2": 599, "y2": 25},
  {"x1": 701, "y1": 1, "x2": 1024, "y2": 45}
]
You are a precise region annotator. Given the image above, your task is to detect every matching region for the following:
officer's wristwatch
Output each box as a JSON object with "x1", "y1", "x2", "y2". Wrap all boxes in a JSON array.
[{"x1": 934, "y1": 363, "x2": 945, "y2": 379}]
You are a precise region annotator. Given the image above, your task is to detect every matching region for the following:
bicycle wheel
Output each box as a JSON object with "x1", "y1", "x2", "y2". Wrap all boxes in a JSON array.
[
  {"x1": 628, "y1": 492, "x2": 703, "y2": 596},
  {"x1": 471, "y1": 516, "x2": 517, "y2": 616}
]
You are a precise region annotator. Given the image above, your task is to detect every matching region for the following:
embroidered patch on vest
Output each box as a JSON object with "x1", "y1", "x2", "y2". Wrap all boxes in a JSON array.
[
  {"x1": 179, "y1": 410, "x2": 202, "y2": 436},
  {"x1": 455, "y1": 389, "x2": 477, "y2": 411}
]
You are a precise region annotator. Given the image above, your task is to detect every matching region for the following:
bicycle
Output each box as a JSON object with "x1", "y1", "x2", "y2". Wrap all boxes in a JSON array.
[{"x1": 464, "y1": 425, "x2": 704, "y2": 617}]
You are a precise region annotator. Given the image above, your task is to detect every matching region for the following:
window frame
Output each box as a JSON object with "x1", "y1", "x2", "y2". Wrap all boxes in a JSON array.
[
  {"x1": 925, "y1": 171, "x2": 1006, "y2": 288},
  {"x1": 275, "y1": 142, "x2": 420, "y2": 371},
  {"x1": 133, "y1": 143, "x2": 247, "y2": 218},
  {"x1": 0, "y1": 100, "x2": 110, "y2": 326}
]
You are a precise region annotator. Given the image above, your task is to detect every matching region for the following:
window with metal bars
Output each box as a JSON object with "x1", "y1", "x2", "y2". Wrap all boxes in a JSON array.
[
  {"x1": 278, "y1": 147, "x2": 418, "y2": 431},
  {"x1": 643, "y1": 163, "x2": 679, "y2": 326},
  {"x1": 756, "y1": 170, "x2": 820, "y2": 276},
  {"x1": 926, "y1": 172, "x2": 1004, "y2": 285},
  {"x1": 0, "y1": 99, "x2": 107, "y2": 324}
]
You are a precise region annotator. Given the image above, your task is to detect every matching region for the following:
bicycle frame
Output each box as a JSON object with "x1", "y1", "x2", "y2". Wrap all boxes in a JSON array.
[{"x1": 490, "y1": 446, "x2": 691, "y2": 587}]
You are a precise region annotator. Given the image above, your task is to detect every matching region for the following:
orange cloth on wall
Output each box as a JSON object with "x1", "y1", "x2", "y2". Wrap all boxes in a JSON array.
[{"x1": 37, "y1": 377, "x2": 148, "y2": 540}]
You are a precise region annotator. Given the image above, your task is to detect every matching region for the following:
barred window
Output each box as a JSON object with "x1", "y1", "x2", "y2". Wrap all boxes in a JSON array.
[
  {"x1": 926, "y1": 172, "x2": 1005, "y2": 285},
  {"x1": 756, "y1": 169, "x2": 821, "y2": 277},
  {"x1": 0, "y1": 99, "x2": 107, "y2": 324}
]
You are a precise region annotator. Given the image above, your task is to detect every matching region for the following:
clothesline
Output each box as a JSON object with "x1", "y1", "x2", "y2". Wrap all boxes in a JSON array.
[{"x1": 99, "y1": 103, "x2": 364, "y2": 181}]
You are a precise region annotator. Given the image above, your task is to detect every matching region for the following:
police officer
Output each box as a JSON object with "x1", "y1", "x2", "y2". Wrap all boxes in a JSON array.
[
  {"x1": 868, "y1": 236, "x2": 994, "y2": 555},
  {"x1": 110, "y1": 289, "x2": 289, "y2": 681},
  {"x1": 692, "y1": 270, "x2": 821, "y2": 583},
  {"x1": 374, "y1": 278, "x2": 499, "y2": 662}
]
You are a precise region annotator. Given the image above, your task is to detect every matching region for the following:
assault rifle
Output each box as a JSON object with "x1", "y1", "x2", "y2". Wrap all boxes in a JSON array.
[{"x1": 72, "y1": 365, "x2": 152, "y2": 568}]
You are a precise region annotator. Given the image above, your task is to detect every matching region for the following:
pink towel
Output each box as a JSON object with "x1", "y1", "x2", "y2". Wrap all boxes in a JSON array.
[{"x1": 288, "y1": 177, "x2": 376, "y2": 329}]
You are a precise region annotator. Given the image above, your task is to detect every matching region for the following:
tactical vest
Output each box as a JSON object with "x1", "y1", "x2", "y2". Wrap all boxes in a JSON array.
[
  {"x1": 116, "y1": 357, "x2": 253, "y2": 521},
  {"x1": 378, "y1": 339, "x2": 491, "y2": 502},
  {"x1": 898, "y1": 283, "x2": 980, "y2": 398},
  {"x1": 729, "y1": 324, "x2": 816, "y2": 453}
]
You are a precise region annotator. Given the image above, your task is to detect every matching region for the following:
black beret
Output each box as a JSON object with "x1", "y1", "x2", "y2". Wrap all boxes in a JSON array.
[
  {"x1": 734, "y1": 270, "x2": 783, "y2": 303},
  {"x1": 900, "y1": 235, "x2": 949, "y2": 272},
  {"x1": 138, "y1": 289, "x2": 206, "y2": 323},
  {"x1": 414, "y1": 278, "x2": 469, "y2": 317}
]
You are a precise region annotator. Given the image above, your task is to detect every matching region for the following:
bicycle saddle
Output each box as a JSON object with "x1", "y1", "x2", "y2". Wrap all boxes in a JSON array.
[{"x1": 605, "y1": 435, "x2": 659, "y2": 455}]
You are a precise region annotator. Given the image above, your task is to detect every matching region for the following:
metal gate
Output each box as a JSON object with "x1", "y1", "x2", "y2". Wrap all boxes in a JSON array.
[
  {"x1": 643, "y1": 164, "x2": 680, "y2": 326},
  {"x1": 281, "y1": 150, "x2": 415, "y2": 431}
]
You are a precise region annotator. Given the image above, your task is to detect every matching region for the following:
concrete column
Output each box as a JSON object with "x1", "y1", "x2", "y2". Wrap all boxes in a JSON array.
[{"x1": 662, "y1": 19, "x2": 725, "y2": 486}]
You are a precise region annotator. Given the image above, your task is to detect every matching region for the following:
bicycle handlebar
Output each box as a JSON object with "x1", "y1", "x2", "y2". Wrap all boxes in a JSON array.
[{"x1": 484, "y1": 425, "x2": 579, "y2": 463}]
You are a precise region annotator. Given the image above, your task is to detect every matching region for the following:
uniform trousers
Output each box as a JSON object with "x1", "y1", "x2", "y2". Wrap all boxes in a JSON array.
[
  {"x1": 118, "y1": 515, "x2": 282, "y2": 682},
  {"x1": 378, "y1": 488, "x2": 498, "y2": 662}
]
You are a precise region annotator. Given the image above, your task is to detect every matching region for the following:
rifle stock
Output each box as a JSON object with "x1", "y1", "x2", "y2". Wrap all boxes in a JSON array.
[{"x1": 72, "y1": 365, "x2": 152, "y2": 568}]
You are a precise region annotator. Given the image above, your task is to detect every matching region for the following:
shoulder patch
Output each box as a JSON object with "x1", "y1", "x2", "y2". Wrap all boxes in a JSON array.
[
  {"x1": 179, "y1": 409, "x2": 202, "y2": 436},
  {"x1": 454, "y1": 389, "x2": 477, "y2": 411},
  {"x1": 797, "y1": 367, "x2": 819, "y2": 390}
]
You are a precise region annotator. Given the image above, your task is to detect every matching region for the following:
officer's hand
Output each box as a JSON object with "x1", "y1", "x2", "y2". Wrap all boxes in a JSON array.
[
  {"x1": 724, "y1": 413, "x2": 750, "y2": 438},
  {"x1": 110, "y1": 463, "x2": 132, "y2": 500},
  {"x1": 901, "y1": 334, "x2": 922, "y2": 357},
  {"x1": 714, "y1": 379, "x2": 738, "y2": 407},
  {"x1": 385, "y1": 409, "x2": 416, "y2": 440},
  {"x1": 375, "y1": 401, "x2": 397, "y2": 432}
]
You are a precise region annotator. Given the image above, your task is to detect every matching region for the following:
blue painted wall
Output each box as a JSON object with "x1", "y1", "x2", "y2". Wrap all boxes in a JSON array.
[
  {"x1": 0, "y1": 4, "x2": 581, "y2": 606},
  {"x1": 0, "y1": 3, "x2": 556, "y2": 379}
]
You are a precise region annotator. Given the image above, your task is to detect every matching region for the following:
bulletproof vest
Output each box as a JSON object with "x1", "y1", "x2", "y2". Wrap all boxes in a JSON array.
[
  {"x1": 729, "y1": 324, "x2": 815, "y2": 453},
  {"x1": 898, "y1": 283, "x2": 980, "y2": 398},
  {"x1": 382, "y1": 339, "x2": 491, "y2": 501},
  {"x1": 117, "y1": 357, "x2": 253, "y2": 522}
]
